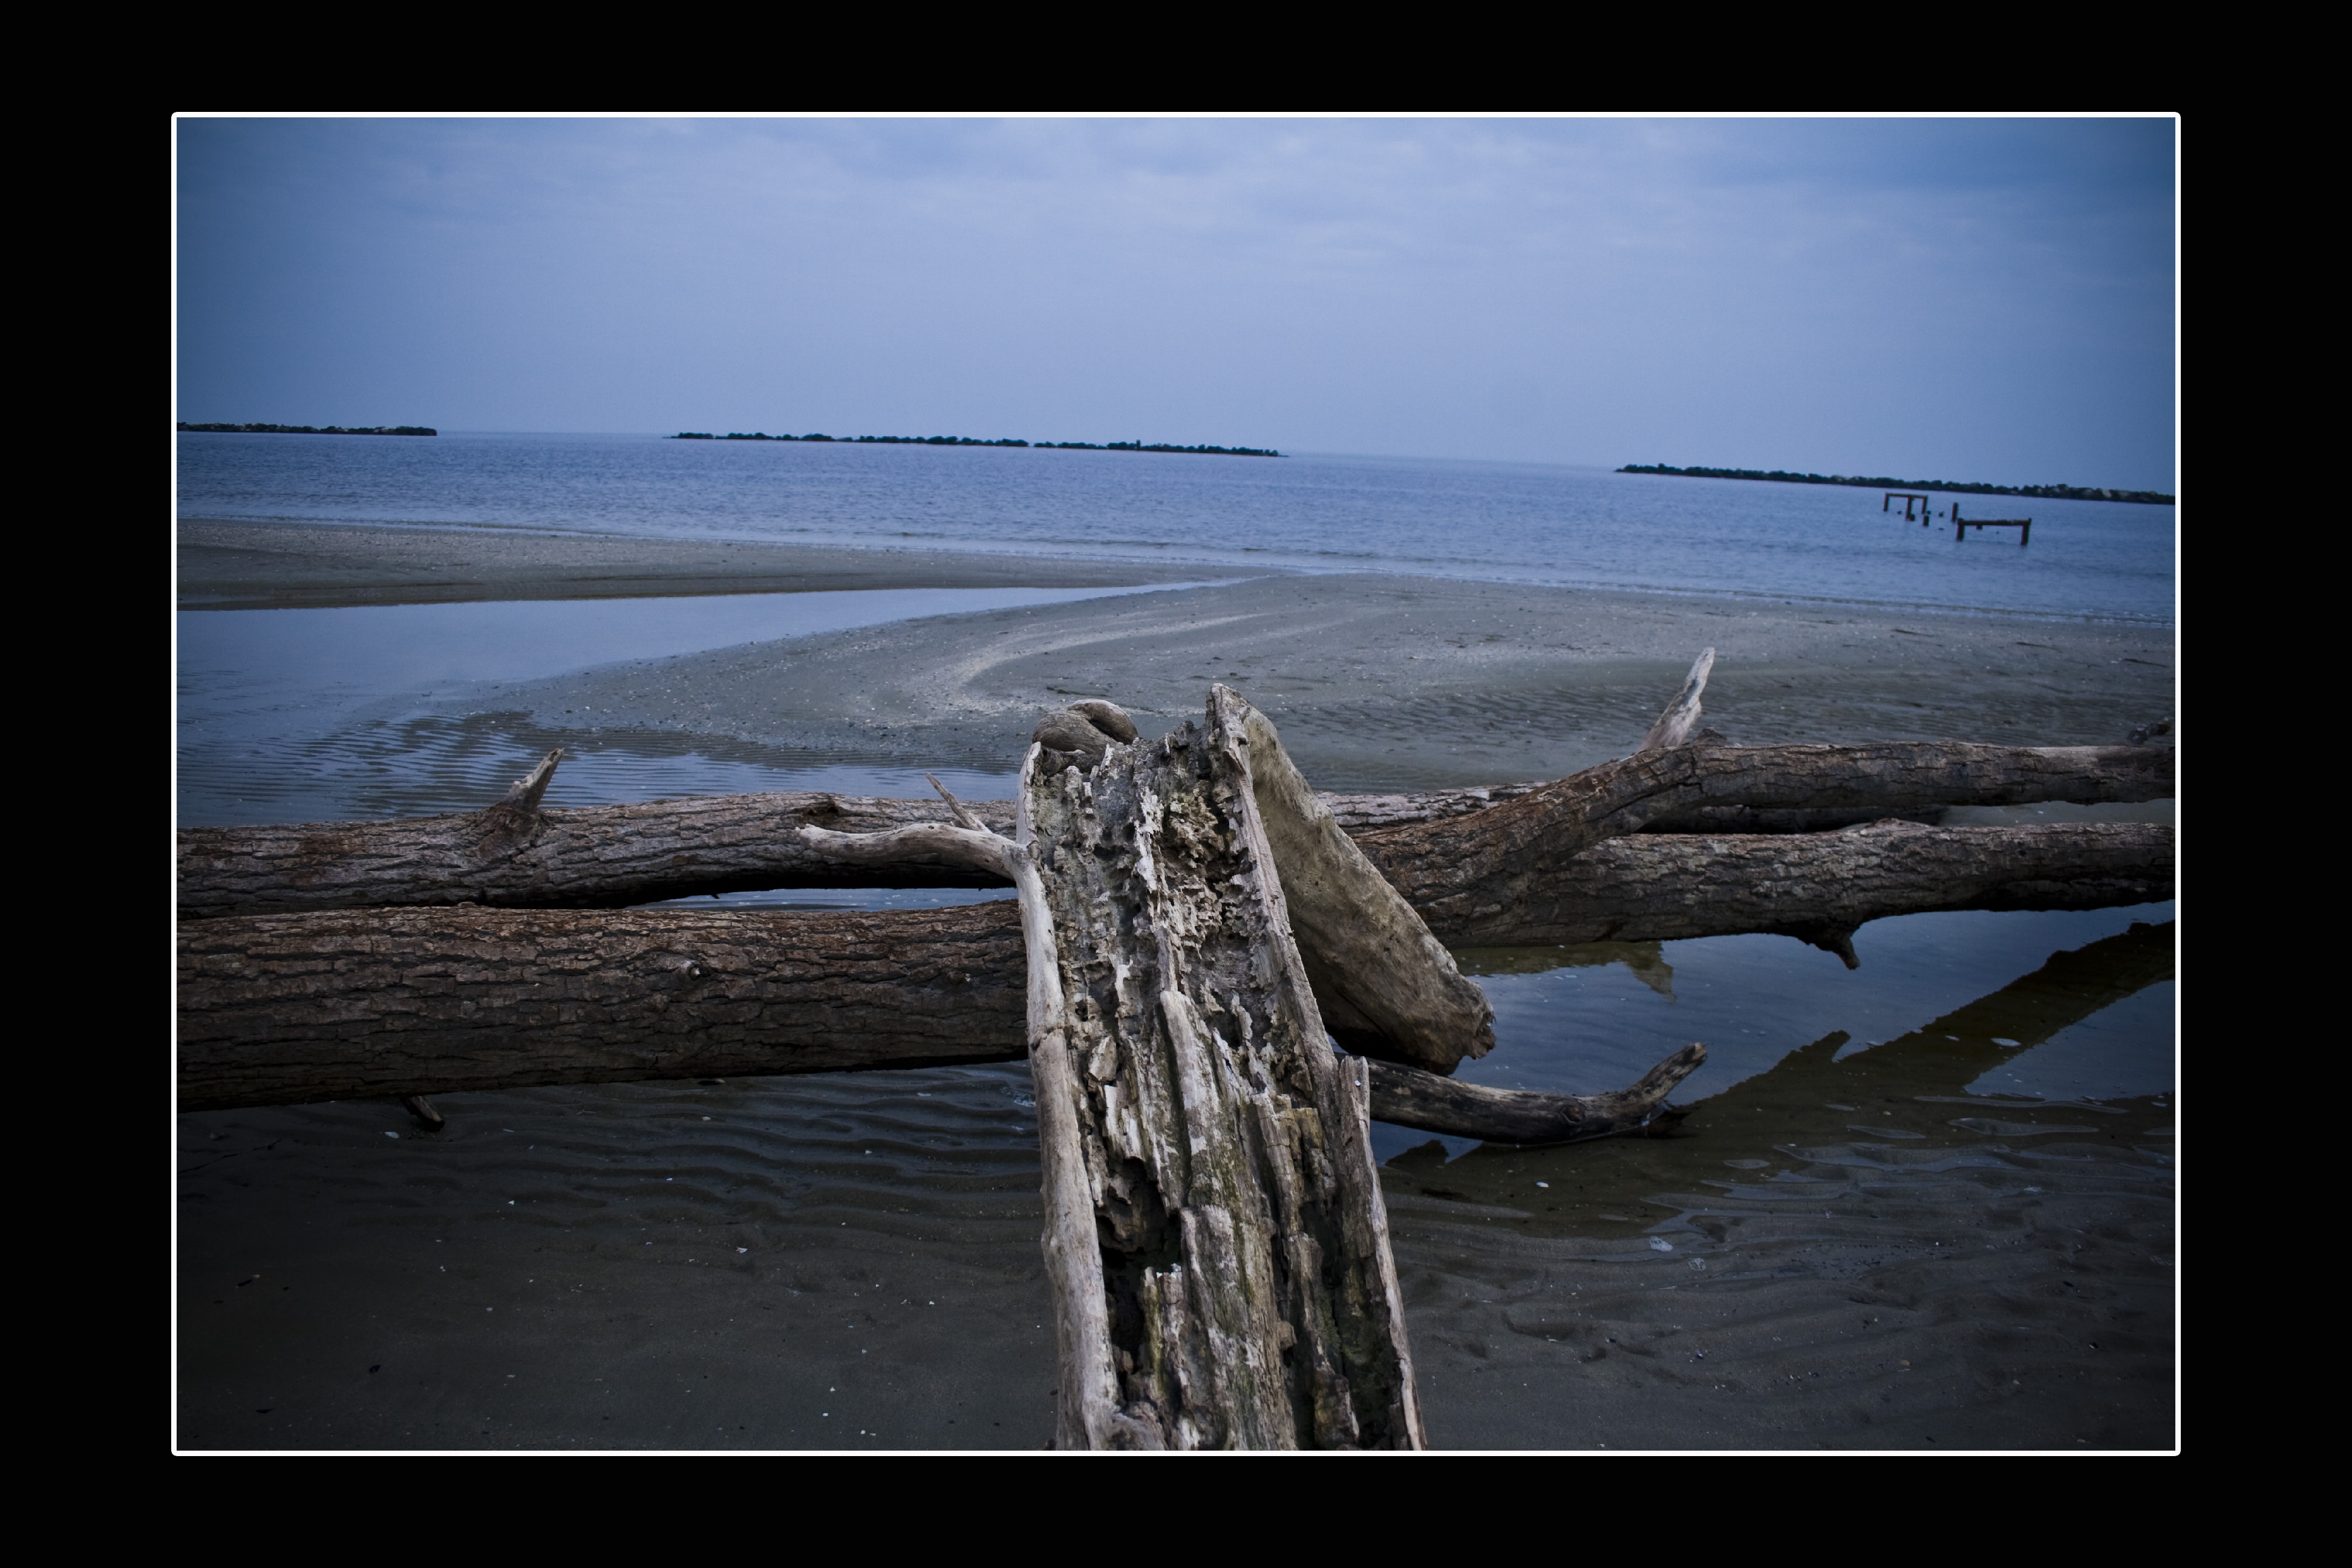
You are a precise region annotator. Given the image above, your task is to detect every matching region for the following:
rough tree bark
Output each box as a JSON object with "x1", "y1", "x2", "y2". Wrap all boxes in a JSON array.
[
  {"x1": 1364, "y1": 1044, "x2": 1706, "y2": 1145},
  {"x1": 174, "y1": 818, "x2": 2166, "y2": 1111},
  {"x1": 1348, "y1": 740, "x2": 2173, "y2": 942},
  {"x1": 175, "y1": 788, "x2": 1013, "y2": 921},
  {"x1": 1415, "y1": 818, "x2": 2174, "y2": 957},
  {"x1": 174, "y1": 742, "x2": 2172, "y2": 920},
  {"x1": 797, "y1": 689, "x2": 1426, "y2": 1449},
  {"x1": 177, "y1": 902, "x2": 1032, "y2": 1111}
]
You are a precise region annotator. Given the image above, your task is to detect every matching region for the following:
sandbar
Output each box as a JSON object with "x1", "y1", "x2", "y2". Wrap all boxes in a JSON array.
[
  {"x1": 177, "y1": 519, "x2": 1220, "y2": 610},
  {"x1": 498, "y1": 571, "x2": 2174, "y2": 792}
]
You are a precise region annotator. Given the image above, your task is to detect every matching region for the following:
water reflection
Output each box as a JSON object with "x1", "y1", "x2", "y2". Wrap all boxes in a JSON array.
[
  {"x1": 1456, "y1": 941, "x2": 1674, "y2": 998},
  {"x1": 1382, "y1": 920, "x2": 2175, "y2": 1448},
  {"x1": 1385, "y1": 919, "x2": 2173, "y2": 1230}
]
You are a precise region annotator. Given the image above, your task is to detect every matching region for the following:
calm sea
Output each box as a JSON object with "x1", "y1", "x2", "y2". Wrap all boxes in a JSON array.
[{"x1": 178, "y1": 431, "x2": 2174, "y2": 624}]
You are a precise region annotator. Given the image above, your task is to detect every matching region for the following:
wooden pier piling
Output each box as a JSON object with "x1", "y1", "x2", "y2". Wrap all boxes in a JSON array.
[{"x1": 1952, "y1": 503, "x2": 2031, "y2": 545}]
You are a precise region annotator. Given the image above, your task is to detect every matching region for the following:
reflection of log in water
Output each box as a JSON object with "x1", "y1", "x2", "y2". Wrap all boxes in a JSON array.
[
  {"x1": 1684, "y1": 918, "x2": 2175, "y2": 1131},
  {"x1": 1456, "y1": 941, "x2": 1679, "y2": 998},
  {"x1": 1374, "y1": 921, "x2": 2171, "y2": 1156},
  {"x1": 1391, "y1": 920, "x2": 2175, "y2": 1212}
]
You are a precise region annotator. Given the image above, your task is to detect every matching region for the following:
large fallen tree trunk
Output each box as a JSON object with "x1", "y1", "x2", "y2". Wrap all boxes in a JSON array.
[
  {"x1": 1415, "y1": 817, "x2": 2174, "y2": 957},
  {"x1": 174, "y1": 892, "x2": 1698, "y2": 1144},
  {"x1": 173, "y1": 647, "x2": 2175, "y2": 1448},
  {"x1": 174, "y1": 741, "x2": 2172, "y2": 920},
  {"x1": 1346, "y1": 740, "x2": 2172, "y2": 935},
  {"x1": 176, "y1": 902, "x2": 1033, "y2": 1111},
  {"x1": 175, "y1": 818, "x2": 2166, "y2": 1111}
]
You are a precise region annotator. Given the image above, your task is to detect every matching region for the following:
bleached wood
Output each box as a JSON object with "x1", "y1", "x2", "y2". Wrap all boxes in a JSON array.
[
  {"x1": 1235, "y1": 699, "x2": 1495, "y2": 1071},
  {"x1": 1638, "y1": 648, "x2": 1715, "y2": 753},
  {"x1": 1006, "y1": 688, "x2": 1421, "y2": 1447},
  {"x1": 500, "y1": 748, "x2": 564, "y2": 810},
  {"x1": 796, "y1": 694, "x2": 1426, "y2": 1447}
]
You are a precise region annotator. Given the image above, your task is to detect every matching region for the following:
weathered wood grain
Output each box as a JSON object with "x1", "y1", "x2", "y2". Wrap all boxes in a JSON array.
[
  {"x1": 176, "y1": 903, "x2": 1031, "y2": 1111},
  {"x1": 175, "y1": 821, "x2": 2171, "y2": 1111},
  {"x1": 1638, "y1": 648, "x2": 1714, "y2": 753},
  {"x1": 1236, "y1": 701, "x2": 1495, "y2": 1072},
  {"x1": 1007, "y1": 688, "x2": 1422, "y2": 1448},
  {"x1": 1365, "y1": 1043, "x2": 1706, "y2": 1145},
  {"x1": 174, "y1": 742, "x2": 2173, "y2": 920},
  {"x1": 1353, "y1": 742, "x2": 2174, "y2": 941},
  {"x1": 1417, "y1": 818, "x2": 2175, "y2": 953}
]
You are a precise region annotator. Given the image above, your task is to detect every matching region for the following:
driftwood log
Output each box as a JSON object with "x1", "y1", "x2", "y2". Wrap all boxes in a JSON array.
[
  {"x1": 1232, "y1": 702, "x2": 1494, "y2": 1070},
  {"x1": 801, "y1": 688, "x2": 1426, "y2": 1449},
  {"x1": 176, "y1": 898, "x2": 1705, "y2": 1144},
  {"x1": 1345, "y1": 740, "x2": 2171, "y2": 941},
  {"x1": 176, "y1": 820, "x2": 2161, "y2": 1105},
  {"x1": 175, "y1": 818, "x2": 2166, "y2": 1111},
  {"x1": 1416, "y1": 817, "x2": 2172, "y2": 956},
  {"x1": 174, "y1": 742, "x2": 2172, "y2": 921},
  {"x1": 178, "y1": 902, "x2": 1034, "y2": 1111}
]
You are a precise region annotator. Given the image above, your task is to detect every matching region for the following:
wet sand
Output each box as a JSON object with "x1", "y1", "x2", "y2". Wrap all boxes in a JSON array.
[
  {"x1": 484, "y1": 569, "x2": 2171, "y2": 794},
  {"x1": 175, "y1": 525, "x2": 2177, "y2": 1449},
  {"x1": 178, "y1": 520, "x2": 1219, "y2": 611}
]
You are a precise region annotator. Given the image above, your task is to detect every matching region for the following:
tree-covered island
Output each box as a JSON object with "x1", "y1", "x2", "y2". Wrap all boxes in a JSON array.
[
  {"x1": 673, "y1": 431, "x2": 1280, "y2": 457},
  {"x1": 178, "y1": 422, "x2": 437, "y2": 436},
  {"x1": 1619, "y1": 463, "x2": 2172, "y2": 506}
]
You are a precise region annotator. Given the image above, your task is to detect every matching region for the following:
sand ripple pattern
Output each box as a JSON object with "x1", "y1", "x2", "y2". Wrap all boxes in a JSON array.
[
  {"x1": 179, "y1": 1065, "x2": 1059, "y2": 1450},
  {"x1": 1383, "y1": 1109, "x2": 2173, "y2": 1449},
  {"x1": 178, "y1": 710, "x2": 1014, "y2": 829}
]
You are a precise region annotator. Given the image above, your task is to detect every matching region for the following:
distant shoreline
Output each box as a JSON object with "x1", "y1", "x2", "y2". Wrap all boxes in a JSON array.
[
  {"x1": 1619, "y1": 463, "x2": 2173, "y2": 506},
  {"x1": 179, "y1": 422, "x2": 436, "y2": 437},
  {"x1": 672, "y1": 431, "x2": 1280, "y2": 457}
]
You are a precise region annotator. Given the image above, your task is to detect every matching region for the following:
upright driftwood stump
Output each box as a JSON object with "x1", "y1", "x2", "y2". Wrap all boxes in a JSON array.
[{"x1": 803, "y1": 687, "x2": 1425, "y2": 1449}]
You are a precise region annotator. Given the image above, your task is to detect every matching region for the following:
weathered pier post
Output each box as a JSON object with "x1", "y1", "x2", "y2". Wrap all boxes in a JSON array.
[{"x1": 1953, "y1": 503, "x2": 2033, "y2": 545}]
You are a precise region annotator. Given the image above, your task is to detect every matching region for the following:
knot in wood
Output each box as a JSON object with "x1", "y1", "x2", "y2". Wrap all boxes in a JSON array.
[{"x1": 1033, "y1": 710, "x2": 1120, "y2": 768}]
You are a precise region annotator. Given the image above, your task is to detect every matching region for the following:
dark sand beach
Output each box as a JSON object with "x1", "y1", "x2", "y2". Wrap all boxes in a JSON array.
[{"x1": 176, "y1": 524, "x2": 2177, "y2": 1449}]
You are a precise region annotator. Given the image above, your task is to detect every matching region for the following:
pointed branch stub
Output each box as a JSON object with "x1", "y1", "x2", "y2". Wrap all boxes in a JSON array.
[
  {"x1": 500, "y1": 749, "x2": 564, "y2": 811},
  {"x1": 1638, "y1": 648, "x2": 1716, "y2": 754},
  {"x1": 923, "y1": 772, "x2": 990, "y2": 834}
]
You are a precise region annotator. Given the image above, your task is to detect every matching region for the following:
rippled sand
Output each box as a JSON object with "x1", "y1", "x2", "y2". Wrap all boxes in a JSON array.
[
  {"x1": 179, "y1": 1067, "x2": 1061, "y2": 1449},
  {"x1": 178, "y1": 1056, "x2": 2172, "y2": 1449},
  {"x1": 512, "y1": 573, "x2": 2174, "y2": 792}
]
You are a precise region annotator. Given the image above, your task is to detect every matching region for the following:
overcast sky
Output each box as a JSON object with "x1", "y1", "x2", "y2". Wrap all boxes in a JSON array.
[{"x1": 177, "y1": 117, "x2": 2177, "y2": 489}]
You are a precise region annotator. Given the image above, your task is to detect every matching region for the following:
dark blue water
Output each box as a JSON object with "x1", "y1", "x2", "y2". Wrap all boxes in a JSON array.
[{"x1": 178, "y1": 431, "x2": 2174, "y2": 623}]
